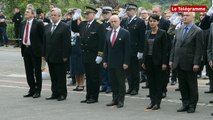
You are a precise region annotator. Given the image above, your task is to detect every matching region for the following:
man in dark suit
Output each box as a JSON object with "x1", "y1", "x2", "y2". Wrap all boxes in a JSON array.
[
  {"x1": 21, "y1": 7, "x2": 44, "y2": 98},
  {"x1": 43, "y1": 7, "x2": 71, "y2": 101},
  {"x1": 100, "y1": 6, "x2": 113, "y2": 93},
  {"x1": 103, "y1": 15, "x2": 130, "y2": 108},
  {"x1": 120, "y1": 3, "x2": 146, "y2": 96},
  {"x1": 72, "y1": 6, "x2": 105, "y2": 104},
  {"x1": 170, "y1": 12, "x2": 203, "y2": 113},
  {"x1": 207, "y1": 22, "x2": 213, "y2": 116}
]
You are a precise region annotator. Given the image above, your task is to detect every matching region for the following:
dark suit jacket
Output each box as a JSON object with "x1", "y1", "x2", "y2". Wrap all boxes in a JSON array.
[
  {"x1": 170, "y1": 24, "x2": 203, "y2": 71},
  {"x1": 72, "y1": 20, "x2": 105, "y2": 63},
  {"x1": 207, "y1": 23, "x2": 213, "y2": 62},
  {"x1": 21, "y1": 19, "x2": 44, "y2": 57},
  {"x1": 142, "y1": 29, "x2": 169, "y2": 65},
  {"x1": 43, "y1": 21, "x2": 71, "y2": 63},
  {"x1": 120, "y1": 17, "x2": 146, "y2": 56},
  {"x1": 103, "y1": 27, "x2": 130, "y2": 68}
]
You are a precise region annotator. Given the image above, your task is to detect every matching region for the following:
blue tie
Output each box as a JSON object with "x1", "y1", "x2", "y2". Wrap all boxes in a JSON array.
[{"x1": 182, "y1": 27, "x2": 188, "y2": 40}]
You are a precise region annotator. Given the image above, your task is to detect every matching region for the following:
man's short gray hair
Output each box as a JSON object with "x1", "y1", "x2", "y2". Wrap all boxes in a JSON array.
[
  {"x1": 26, "y1": 6, "x2": 36, "y2": 17},
  {"x1": 51, "y1": 7, "x2": 62, "y2": 17}
]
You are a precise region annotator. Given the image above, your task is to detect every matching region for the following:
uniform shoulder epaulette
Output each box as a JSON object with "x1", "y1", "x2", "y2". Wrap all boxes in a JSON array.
[{"x1": 96, "y1": 20, "x2": 103, "y2": 24}]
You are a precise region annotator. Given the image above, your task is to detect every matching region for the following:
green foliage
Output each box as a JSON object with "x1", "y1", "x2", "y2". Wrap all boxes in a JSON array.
[{"x1": 6, "y1": 23, "x2": 15, "y2": 39}]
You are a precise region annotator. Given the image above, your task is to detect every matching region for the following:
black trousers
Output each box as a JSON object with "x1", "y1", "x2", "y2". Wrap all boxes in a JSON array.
[
  {"x1": 145, "y1": 55, "x2": 164, "y2": 105},
  {"x1": 206, "y1": 63, "x2": 213, "y2": 91},
  {"x1": 109, "y1": 68, "x2": 126, "y2": 104},
  {"x1": 177, "y1": 68, "x2": 198, "y2": 108},
  {"x1": 126, "y1": 56, "x2": 140, "y2": 92},
  {"x1": 23, "y1": 46, "x2": 42, "y2": 93},
  {"x1": 48, "y1": 62, "x2": 67, "y2": 97},
  {"x1": 84, "y1": 62, "x2": 100, "y2": 101},
  {"x1": 14, "y1": 25, "x2": 21, "y2": 45}
]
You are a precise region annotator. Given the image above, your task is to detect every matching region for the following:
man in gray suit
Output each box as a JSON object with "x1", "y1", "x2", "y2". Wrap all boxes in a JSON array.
[
  {"x1": 170, "y1": 12, "x2": 203, "y2": 113},
  {"x1": 207, "y1": 22, "x2": 213, "y2": 116}
]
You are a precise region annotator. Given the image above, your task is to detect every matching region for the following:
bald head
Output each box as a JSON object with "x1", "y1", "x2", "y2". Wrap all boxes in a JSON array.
[
  {"x1": 152, "y1": 5, "x2": 162, "y2": 16},
  {"x1": 183, "y1": 12, "x2": 195, "y2": 24},
  {"x1": 110, "y1": 15, "x2": 121, "y2": 29}
]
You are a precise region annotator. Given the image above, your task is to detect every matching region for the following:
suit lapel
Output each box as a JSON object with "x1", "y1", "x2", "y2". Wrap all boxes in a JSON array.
[
  {"x1": 51, "y1": 22, "x2": 62, "y2": 36},
  {"x1": 113, "y1": 29, "x2": 122, "y2": 47},
  {"x1": 180, "y1": 25, "x2": 196, "y2": 46},
  {"x1": 30, "y1": 19, "x2": 35, "y2": 36}
]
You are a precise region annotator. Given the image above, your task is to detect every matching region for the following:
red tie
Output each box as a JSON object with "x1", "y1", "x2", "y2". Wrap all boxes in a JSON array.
[
  {"x1": 111, "y1": 30, "x2": 117, "y2": 47},
  {"x1": 24, "y1": 22, "x2": 29, "y2": 44}
]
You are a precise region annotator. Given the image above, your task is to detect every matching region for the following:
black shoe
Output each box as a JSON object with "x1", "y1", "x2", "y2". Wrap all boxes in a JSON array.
[
  {"x1": 86, "y1": 99, "x2": 98, "y2": 104},
  {"x1": 209, "y1": 101, "x2": 213, "y2": 103},
  {"x1": 46, "y1": 95, "x2": 58, "y2": 100},
  {"x1": 100, "y1": 88, "x2": 106, "y2": 92},
  {"x1": 187, "y1": 107, "x2": 195, "y2": 113},
  {"x1": 162, "y1": 92, "x2": 167, "y2": 98},
  {"x1": 141, "y1": 85, "x2": 149, "y2": 89},
  {"x1": 126, "y1": 89, "x2": 132, "y2": 94},
  {"x1": 146, "y1": 104, "x2": 155, "y2": 109},
  {"x1": 204, "y1": 90, "x2": 213, "y2": 93},
  {"x1": 130, "y1": 90, "x2": 138, "y2": 96},
  {"x1": 175, "y1": 88, "x2": 180, "y2": 91},
  {"x1": 80, "y1": 99, "x2": 87, "y2": 103},
  {"x1": 105, "y1": 88, "x2": 112, "y2": 93},
  {"x1": 106, "y1": 101, "x2": 117, "y2": 106},
  {"x1": 170, "y1": 81, "x2": 176, "y2": 85},
  {"x1": 23, "y1": 93, "x2": 34, "y2": 97},
  {"x1": 57, "y1": 96, "x2": 66, "y2": 101},
  {"x1": 177, "y1": 106, "x2": 189, "y2": 112},
  {"x1": 211, "y1": 113, "x2": 213, "y2": 116},
  {"x1": 117, "y1": 102, "x2": 124, "y2": 108},
  {"x1": 146, "y1": 95, "x2": 150, "y2": 97},
  {"x1": 32, "y1": 93, "x2": 40, "y2": 98},
  {"x1": 75, "y1": 86, "x2": 84, "y2": 91},
  {"x1": 152, "y1": 104, "x2": 160, "y2": 110}
]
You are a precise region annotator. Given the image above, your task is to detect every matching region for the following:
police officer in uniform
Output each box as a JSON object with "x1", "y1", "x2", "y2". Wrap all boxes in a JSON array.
[
  {"x1": 100, "y1": 6, "x2": 113, "y2": 93},
  {"x1": 72, "y1": 6, "x2": 105, "y2": 104},
  {"x1": 120, "y1": 3, "x2": 146, "y2": 96},
  {"x1": 12, "y1": 7, "x2": 23, "y2": 47}
]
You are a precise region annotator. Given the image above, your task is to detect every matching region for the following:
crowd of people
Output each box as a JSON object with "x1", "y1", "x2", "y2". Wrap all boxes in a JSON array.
[{"x1": 1, "y1": 2, "x2": 213, "y2": 116}]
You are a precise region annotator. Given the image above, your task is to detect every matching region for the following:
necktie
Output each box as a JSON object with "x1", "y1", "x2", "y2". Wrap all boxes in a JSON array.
[
  {"x1": 111, "y1": 30, "x2": 117, "y2": 47},
  {"x1": 182, "y1": 27, "x2": 188, "y2": 40},
  {"x1": 24, "y1": 22, "x2": 29, "y2": 44},
  {"x1": 86, "y1": 23, "x2": 90, "y2": 29},
  {"x1": 51, "y1": 24, "x2": 56, "y2": 34},
  {"x1": 128, "y1": 17, "x2": 132, "y2": 24}
]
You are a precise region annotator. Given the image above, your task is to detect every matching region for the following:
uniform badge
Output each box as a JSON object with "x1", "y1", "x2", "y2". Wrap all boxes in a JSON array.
[
  {"x1": 106, "y1": 26, "x2": 112, "y2": 31},
  {"x1": 90, "y1": 32, "x2": 96, "y2": 34}
]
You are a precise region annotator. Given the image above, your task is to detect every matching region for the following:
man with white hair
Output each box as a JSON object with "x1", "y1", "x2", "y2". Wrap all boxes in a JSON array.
[
  {"x1": 170, "y1": 12, "x2": 203, "y2": 113},
  {"x1": 43, "y1": 7, "x2": 71, "y2": 101},
  {"x1": 103, "y1": 15, "x2": 130, "y2": 108}
]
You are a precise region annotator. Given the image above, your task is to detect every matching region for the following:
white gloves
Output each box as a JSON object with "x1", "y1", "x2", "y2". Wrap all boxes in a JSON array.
[
  {"x1": 137, "y1": 52, "x2": 143, "y2": 60},
  {"x1": 207, "y1": 6, "x2": 213, "y2": 16},
  {"x1": 118, "y1": 8, "x2": 126, "y2": 18},
  {"x1": 169, "y1": 13, "x2": 181, "y2": 26},
  {"x1": 95, "y1": 8, "x2": 102, "y2": 19},
  {"x1": 95, "y1": 56, "x2": 103, "y2": 64},
  {"x1": 72, "y1": 9, "x2": 81, "y2": 21}
]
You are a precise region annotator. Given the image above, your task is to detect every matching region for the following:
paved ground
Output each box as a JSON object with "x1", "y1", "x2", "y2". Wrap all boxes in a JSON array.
[{"x1": 0, "y1": 46, "x2": 213, "y2": 120}]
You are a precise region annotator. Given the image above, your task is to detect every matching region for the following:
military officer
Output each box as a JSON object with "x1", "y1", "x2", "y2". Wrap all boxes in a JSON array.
[
  {"x1": 72, "y1": 6, "x2": 105, "y2": 104},
  {"x1": 120, "y1": 3, "x2": 146, "y2": 96}
]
